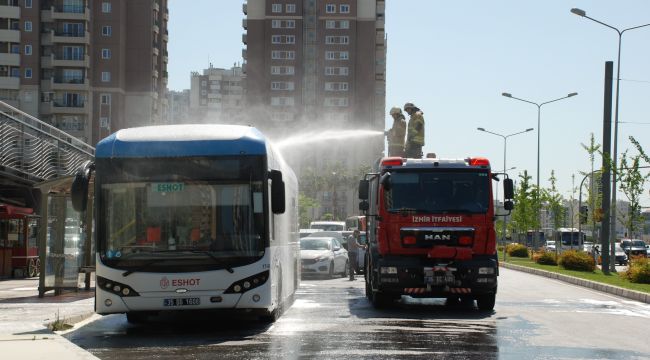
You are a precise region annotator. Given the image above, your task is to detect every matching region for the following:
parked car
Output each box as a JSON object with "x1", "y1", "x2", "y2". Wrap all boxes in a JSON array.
[
  {"x1": 619, "y1": 239, "x2": 648, "y2": 258},
  {"x1": 309, "y1": 221, "x2": 345, "y2": 231},
  {"x1": 614, "y1": 244, "x2": 628, "y2": 266},
  {"x1": 306, "y1": 231, "x2": 344, "y2": 244},
  {"x1": 544, "y1": 240, "x2": 556, "y2": 252},
  {"x1": 299, "y1": 229, "x2": 323, "y2": 238},
  {"x1": 300, "y1": 237, "x2": 348, "y2": 278},
  {"x1": 582, "y1": 241, "x2": 594, "y2": 253}
]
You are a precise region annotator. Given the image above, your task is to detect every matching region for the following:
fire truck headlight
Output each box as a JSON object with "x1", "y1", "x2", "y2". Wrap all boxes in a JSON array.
[
  {"x1": 478, "y1": 267, "x2": 495, "y2": 275},
  {"x1": 380, "y1": 267, "x2": 398, "y2": 274}
]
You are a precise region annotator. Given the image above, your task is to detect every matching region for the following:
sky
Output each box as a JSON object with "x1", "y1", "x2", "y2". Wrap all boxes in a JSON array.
[{"x1": 167, "y1": 0, "x2": 650, "y2": 206}]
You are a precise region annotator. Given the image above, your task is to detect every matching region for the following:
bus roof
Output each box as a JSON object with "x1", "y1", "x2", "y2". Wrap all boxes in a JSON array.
[{"x1": 96, "y1": 124, "x2": 269, "y2": 158}]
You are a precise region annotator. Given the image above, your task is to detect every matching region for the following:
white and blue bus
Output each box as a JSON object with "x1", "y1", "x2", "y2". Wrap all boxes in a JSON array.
[{"x1": 72, "y1": 124, "x2": 299, "y2": 323}]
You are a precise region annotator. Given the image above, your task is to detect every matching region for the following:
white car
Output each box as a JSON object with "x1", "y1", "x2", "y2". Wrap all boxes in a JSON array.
[
  {"x1": 299, "y1": 228, "x2": 323, "y2": 238},
  {"x1": 545, "y1": 240, "x2": 556, "y2": 251},
  {"x1": 300, "y1": 237, "x2": 348, "y2": 278}
]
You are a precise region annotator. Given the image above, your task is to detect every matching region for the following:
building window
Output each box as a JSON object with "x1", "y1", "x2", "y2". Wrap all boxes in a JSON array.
[
  {"x1": 25, "y1": 0, "x2": 32, "y2": 8},
  {"x1": 270, "y1": 97, "x2": 295, "y2": 106},
  {"x1": 325, "y1": 66, "x2": 349, "y2": 76},
  {"x1": 102, "y1": 2, "x2": 111, "y2": 13},
  {"x1": 271, "y1": 3, "x2": 282, "y2": 13},
  {"x1": 340, "y1": 4, "x2": 350, "y2": 13},
  {"x1": 101, "y1": 71, "x2": 111, "y2": 82},
  {"x1": 326, "y1": 4, "x2": 336, "y2": 13},
  {"x1": 271, "y1": 66, "x2": 295, "y2": 75},
  {"x1": 24, "y1": 68, "x2": 32, "y2": 78},
  {"x1": 272, "y1": 20, "x2": 296, "y2": 29},
  {"x1": 24, "y1": 45, "x2": 32, "y2": 55},
  {"x1": 324, "y1": 97, "x2": 349, "y2": 107},
  {"x1": 271, "y1": 81, "x2": 295, "y2": 91},
  {"x1": 271, "y1": 50, "x2": 295, "y2": 60},
  {"x1": 102, "y1": 26, "x2": 112, "y2": 36},
  {"x1": 24, "y1": 21, "x2": 32, "y2": 32},
  {"x1": 325, "y1": 36, "x2": 349, "y2": 45},
  {"x1": 102, "y1": 48, "x2": 111, "y2": 59},
  {"x1": 286, "y1": 4, "x2": 296, "y2": 13},
  {"x1": 325, "y1": 20, "x2": 348, "y2": 29},
  {"x1": 325, "y1": 51, "x2": 349, "y2": 60},
  {"x1": 272, "y1": 35, "x2": 295, "y2": 44},
  {"x1": 325, "y1": 82, "x2": 349, "y2": 91},
  {"x1": 100, "y1": 93, "x2": 111, "y2": 105}
]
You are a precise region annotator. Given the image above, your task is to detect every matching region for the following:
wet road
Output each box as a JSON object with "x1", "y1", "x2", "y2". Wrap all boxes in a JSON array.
[{"x1": 65, "y1": 268, "x2": 650, "y2": 359}]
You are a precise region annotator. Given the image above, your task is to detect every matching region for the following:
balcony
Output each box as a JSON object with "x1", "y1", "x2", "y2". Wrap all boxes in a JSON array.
[
  {"x1": 52, "y1": 54, "x2": 89, "y2": 68},
  {"x1": 0, "y1": 76, "x2": 19, "y2": 89},
  {"x1": 242, "y1": 19, "x2": 247, "y2": 30},
  {"x1": 162, "y1": 32, "x2": 168, "y2": 43},
  {"x1": 0, "y1": 5, "x2": 20, "y2": 19},
  {"x1": 242, "y1": 49, "x2": 247, "y2": 59},
  {"x1": 153, "y1": 23, "x2": 159, "y2": 33},
  {"x1": 41, "y1": 100, "x2": 88, "y2": 115},
  {"x1": 152, "y1": 69, "x2": 159, "y2": 78},
  {"x1": 0, "y1": 29, "x2": 19, "y2": 43},
  {"x1": 153, "y1": 47, "x2": 159, "y2": 56},
  {"x1": 0, "y1": 53, "x2": 19, "y2": 66},
  {"x1": 49, "y1": 6, "x2": 90, "y2": 21},
  {"x1": 242, "y1": 33, "x2": 247, "y2": 44},
  {"x1": 163, "y1": 9, "x2": 169, "y2": 21},
  {"x1": 52, "y1": 31, "x2": 90, "y2": 45},
  {"x1": 162, "y1": 54, "x2": 168, "y2": 63},
  {"x1": 43, "y1": 77, "x2": 89, "y2": 91},
  {"x1": 153, "y1": 1, "x2": 160, "y2": 12},
  {"x1": 243, "y1": 3, "x2": 247, "y2": 14}
]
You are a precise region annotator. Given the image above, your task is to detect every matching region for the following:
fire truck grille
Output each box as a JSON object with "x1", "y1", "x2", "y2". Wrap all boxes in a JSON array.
[{"x1": 400, "y1": 227, "x2": 475, "y2": 248}]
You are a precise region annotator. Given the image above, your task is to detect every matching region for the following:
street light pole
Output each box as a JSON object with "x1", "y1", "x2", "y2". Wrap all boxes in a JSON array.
[
  {"x1": 501, "y1": 92, "x2": 578, "y2": 250},
  {"x1": 570, "y1": 7, "x2": 650, "y2": 273},
  {"x1": 477, "y1": 127, "x2": 533, "y2": 259}
]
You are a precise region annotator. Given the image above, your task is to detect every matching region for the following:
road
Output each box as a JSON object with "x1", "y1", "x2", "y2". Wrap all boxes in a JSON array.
[{"x1": 64, "y1": 268, "x2": 650, "y2": 359}]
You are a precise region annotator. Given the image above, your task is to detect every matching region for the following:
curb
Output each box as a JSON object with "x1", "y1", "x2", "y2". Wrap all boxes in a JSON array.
[
  {"x1": 501, "y1": 262, "x2": 650, "y2": 304},
  {"x1": 45, "y1": 311, "x2": 95, "y2": 331}
]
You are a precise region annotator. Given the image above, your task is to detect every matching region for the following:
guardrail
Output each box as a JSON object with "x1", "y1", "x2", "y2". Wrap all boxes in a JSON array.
[{"x1": 0, "y1": 100, "x2": 94, "y2": 184}]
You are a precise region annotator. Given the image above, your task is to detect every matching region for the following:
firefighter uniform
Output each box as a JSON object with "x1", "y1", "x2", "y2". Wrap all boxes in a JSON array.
[
  {"x1": 386, "y1": 107, "x2": 406, "y2": 157},
  {"x1": 404, "y1": 102, "x2": 425, "y2": 158}
]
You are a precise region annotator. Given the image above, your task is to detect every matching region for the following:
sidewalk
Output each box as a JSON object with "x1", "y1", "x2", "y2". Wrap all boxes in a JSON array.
[{"x1": 0, "y1": 277, "x2": 98, "y2": 359}]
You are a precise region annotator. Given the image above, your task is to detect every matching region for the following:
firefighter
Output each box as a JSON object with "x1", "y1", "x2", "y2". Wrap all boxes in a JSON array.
[
  {"x1": 385, "y1": 107, "x2": 406, "y2": 157},
  {"x1": 404, "y1": 102, "x2": 425, "y2": 158}
]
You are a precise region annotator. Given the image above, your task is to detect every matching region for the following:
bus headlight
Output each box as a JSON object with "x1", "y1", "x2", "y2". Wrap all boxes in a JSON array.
[
  {"x1": 96, "y1": 276, "x2": 139, "y2": 297},
  {"x1": 380, "y1": 267, "x2": 398, "y2": 274},
  {"x1": 224, "y1": 270, "x2": 270, "y2": 294}
]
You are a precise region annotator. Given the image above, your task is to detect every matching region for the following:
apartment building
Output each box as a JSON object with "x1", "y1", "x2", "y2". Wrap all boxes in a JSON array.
[
  {"x1": 189, "y1": 64, "x2": 246, "y2": 124},
  {"x1": 166, "y1": 89, "x2": 189, "y2": 124},
  {"x1": 243, "y1": 0, "x2": 386, "y2": 220},
  {"x1": 243, "y1": 0, "x2": 385, "y2": 138},
  {"x1": 0, "y1": 0, "x2": 168, "y2": 145}
]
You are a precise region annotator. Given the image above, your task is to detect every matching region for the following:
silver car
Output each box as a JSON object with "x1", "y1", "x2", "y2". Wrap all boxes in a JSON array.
[{"x1": 300, "y1": 237, "x2": 349, "y2": 278}]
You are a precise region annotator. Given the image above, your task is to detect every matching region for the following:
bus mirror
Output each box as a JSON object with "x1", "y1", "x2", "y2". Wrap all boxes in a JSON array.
[
  {"x1": 358, "y1": 179, "x2": 369, "y2": 200},
  {"x1": 380, "y1": 172, "x2": 392, "y2": 191},
  {"x1": 359, "y1": 200, "x2": 369, "y2": 212},
  {"x1": 71, "y1": 161, "x2": 94, "y2": 212},
  {"x1": 504, "y1": 200, "x2": 514, "y2": 211},
  {"x1": 270, "y1": 170, "x2": 285, "y2": 214},
  {"x1": 503, "y1": 178, "x2": 514, "y2": 200}
]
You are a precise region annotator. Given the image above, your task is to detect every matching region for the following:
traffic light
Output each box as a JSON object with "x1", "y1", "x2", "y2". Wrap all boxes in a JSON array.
[{"x1": 579, "y1": 205, "x2": 588, "y2": 224}]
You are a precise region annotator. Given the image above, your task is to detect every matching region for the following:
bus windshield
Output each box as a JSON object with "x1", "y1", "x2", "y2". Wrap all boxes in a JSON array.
[
  {"x1": 97, "y1": 157, "x2": 266, "y2": 271},
  {"x1": 385, "y1": 170, "x2": 490, "y2": 214},
  {"x1": 560, "y1": 232, "x2": 581, "y2": 246}
]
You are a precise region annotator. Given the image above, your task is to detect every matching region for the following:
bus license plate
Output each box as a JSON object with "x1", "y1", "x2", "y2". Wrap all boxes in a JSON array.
[{"x1": 163, "y1": 297, "x2": 200, "y2": 307}]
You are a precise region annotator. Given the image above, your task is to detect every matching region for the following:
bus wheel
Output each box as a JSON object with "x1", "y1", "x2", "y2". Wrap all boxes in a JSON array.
[
  {"x1": 476, "y1": 293, "x2": 496, "y2": 311},
  {"x1": 260, "y1": 271, "x2": 283, "y2": 323}
]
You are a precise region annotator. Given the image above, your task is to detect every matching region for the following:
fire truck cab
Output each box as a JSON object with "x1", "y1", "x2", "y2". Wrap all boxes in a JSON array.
[{"x1": 359, "y1": 156, "x2": 513, "y2": 310}]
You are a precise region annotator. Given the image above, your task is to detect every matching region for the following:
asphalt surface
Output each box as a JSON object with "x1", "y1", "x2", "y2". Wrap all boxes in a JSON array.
[{"x1": 64, "y1": 268, "x2": 650, "y2": 359}]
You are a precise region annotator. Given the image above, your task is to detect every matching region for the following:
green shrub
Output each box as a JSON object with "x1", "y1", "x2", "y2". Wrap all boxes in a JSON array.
[
  {"x1": 533, "y1": 251, "x2": 558, "y2": 266},
  {"x1": 558, "y1": 250, "x2": 595, "y2": 272},
  {"x1": 621, "y1": 256, "x2": 650, "y2": 284},
  {"x1": 507, "y1": 243, "x2": 529, "y2": 258}
]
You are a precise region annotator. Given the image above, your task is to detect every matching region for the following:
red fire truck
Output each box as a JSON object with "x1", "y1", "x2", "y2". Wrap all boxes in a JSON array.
[{"x1": 358, "y1": 156, "x2": 513, "y2": 310}]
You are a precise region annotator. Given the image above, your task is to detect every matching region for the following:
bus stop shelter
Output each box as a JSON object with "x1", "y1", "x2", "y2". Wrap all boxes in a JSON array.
[{"x1": 35, "y1": 175, "x2": 94, "y2": 297}]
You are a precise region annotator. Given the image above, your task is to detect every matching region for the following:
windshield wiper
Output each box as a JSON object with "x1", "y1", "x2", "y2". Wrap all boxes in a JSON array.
[
  {"x1": 122, "y1": 258, "x2": 174, "y2": 277},
  {"x1": 190, "y1": 251, "x2": 234, "y2": 273}
]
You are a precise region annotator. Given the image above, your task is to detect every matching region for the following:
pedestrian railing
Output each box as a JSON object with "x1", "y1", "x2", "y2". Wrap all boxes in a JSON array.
[{"x1": 0, "y1": 100, "x2": 94, "y2": 185}]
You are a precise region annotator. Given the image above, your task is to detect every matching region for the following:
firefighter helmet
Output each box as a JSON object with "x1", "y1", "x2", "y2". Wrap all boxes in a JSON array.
[
  {"x1": 404, "y1": 102, "x2": 416, "y2": 111},
  {"x1": 389, "y1": 107, "x2": 402, "y2": 116}
]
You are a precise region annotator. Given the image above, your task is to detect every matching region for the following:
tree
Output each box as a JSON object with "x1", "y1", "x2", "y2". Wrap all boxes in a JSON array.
[
  {"x1": 510, "y1": 171, "x2": 538, "y2": 238},
  {"x1": 616, "y1": 137, "x2": 650, "y2": 238},
  {"x1": 580, "y1": 133, "x2": 602, "y2": 235},
  {"x1": 542, "y1": 170, "x2": 565, "y2": 231},
  {"x1": 298, "y1": 193, "x2": 320, "y2": 228}
]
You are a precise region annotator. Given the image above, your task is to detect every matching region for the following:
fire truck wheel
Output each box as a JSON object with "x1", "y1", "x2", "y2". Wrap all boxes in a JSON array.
[{"x1": 476, "y1": 293, "x2": 496, "y2": 311}]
